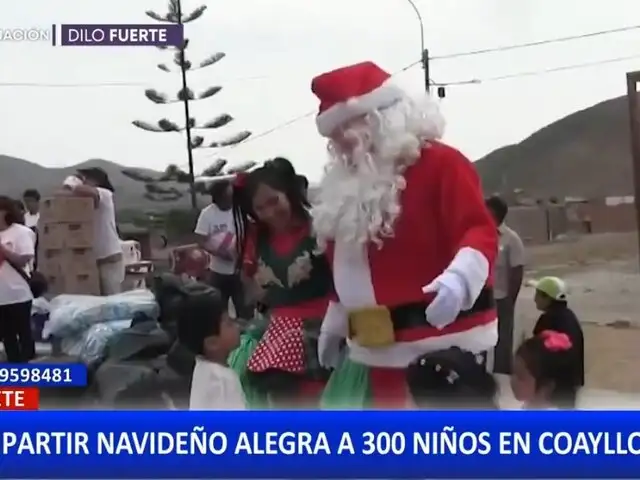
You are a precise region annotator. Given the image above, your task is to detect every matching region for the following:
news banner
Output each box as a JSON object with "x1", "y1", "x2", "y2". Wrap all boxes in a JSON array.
[{"x1": 3, "y1": 365, "x2": 640, "y2": 478}]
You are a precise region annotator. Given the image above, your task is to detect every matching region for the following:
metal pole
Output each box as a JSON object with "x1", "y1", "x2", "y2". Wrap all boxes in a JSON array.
[
  {"x1": 404, "y1": 0, "x2": 429, "y2": 92},
  {"x1": 176, "y1": 0, "x2": 198, "y2": 210},
  {"x1": 626, "y1": 71, "x2": 640, "y2": 270}
]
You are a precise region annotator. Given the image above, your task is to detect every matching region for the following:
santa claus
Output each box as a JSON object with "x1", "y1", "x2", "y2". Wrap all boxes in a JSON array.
[{"x1": 311, "y1": 61, "x2": 499, "y2": 408}]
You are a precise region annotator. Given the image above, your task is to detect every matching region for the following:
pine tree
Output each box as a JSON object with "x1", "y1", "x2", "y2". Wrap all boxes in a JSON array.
[{"x1": 131, "y1": 0, "x2": 251, "y2": 208}]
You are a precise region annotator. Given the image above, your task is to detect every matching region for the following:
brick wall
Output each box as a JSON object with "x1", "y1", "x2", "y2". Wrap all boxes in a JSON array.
[
  {"x1": 575, "y1": 200, "x2": 637, "y2": 234},
  {"x1": 507, "y1": 200, "x2": 638, "y2": 245},
  {"x1": 506, "y1": 205, "x2": 569, "y2": 244}
]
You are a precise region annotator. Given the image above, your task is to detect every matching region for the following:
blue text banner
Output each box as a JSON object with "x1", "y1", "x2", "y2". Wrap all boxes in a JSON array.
[
  {"x1": 1, "y1": 411, "x2": 640, "y2": 478},
  {"x1": 0, "y1": 363, "x2": 87, "y2": 387}
]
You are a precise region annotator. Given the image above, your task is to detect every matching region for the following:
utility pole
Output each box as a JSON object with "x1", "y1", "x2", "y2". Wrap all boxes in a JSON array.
[
  {"x1": 422, "y1": 49, "x2": 430, "y2": 93},
  {"x1": 404, "y1": 0, "x2": 429, "y2": 93},
  {"x1": 626, "y1": 70, "x2": 640, "y2": 270}
]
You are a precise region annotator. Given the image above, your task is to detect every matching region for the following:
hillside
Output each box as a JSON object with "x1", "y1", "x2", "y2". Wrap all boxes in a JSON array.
[
  {"x1": 3, "y1": 95, "x2": 633, "y2": 208},
  {"x1": 475, "y1": 95, "x2": 634, "y2": 198},
  {"x1": 0, "y1": 156, "x2": 195, "y2": 211}
]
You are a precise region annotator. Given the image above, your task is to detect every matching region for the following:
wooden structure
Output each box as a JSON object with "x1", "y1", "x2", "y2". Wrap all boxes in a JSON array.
[{"x1": 626, "y1": 71, "x2": 640, "y2": 268}]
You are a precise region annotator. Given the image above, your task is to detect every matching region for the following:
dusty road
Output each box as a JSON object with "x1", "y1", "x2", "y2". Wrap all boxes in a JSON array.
[{"x1": 516, "y1": 232, "x2": 640, "y2": 393}]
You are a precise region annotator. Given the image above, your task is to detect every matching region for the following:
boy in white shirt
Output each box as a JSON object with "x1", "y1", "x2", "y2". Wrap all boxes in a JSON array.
[
  {"x1": 22, "y1": 189, "x2": 41, "y2": 229},
  {"x1": 194, "y1": 181, "x2": 251, "y2": 318},
  {"x1": 177, "y1": 285, "x2": 246, "y2": 410}
]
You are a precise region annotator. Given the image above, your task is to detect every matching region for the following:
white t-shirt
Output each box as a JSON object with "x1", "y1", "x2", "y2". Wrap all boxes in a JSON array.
[
  {"x1": 16, "y1": 224, "x2": 36, "y2": 274},
  {"x1": 94, "y1": 188, "x2": 122, "y2": 260},
  {"x1": 0, "y1": 224, "x2": 35, "y2": 305},
  {"x1": 24, "y1": 212, "x2": 39, "y2": 228},
  {"x1": 494, "y1": 224, "x2": 525, "y2": 300},
  {"x1": 194, "y1": 204, "x2": 236, "y2": 275},
  {"x1": 189, "y1": 357, "x2": 246, "y2": 410}
]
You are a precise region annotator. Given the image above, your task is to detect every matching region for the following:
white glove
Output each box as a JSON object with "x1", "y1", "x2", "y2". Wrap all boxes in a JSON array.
[
  {"x1": 318, "y1": 301, "x2": 348, "y2": 368},
  {"x1": 318, "y1": 332, "x2": 344, "y2": 369},
  {"x1": 422, "y1": 272, "x2": 466, "y2": 330}
]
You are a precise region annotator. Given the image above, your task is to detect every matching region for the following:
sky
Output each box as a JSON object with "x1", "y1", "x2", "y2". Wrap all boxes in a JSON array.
[{"x1": 2, "y1": 0, "x2": 640, "y2": 181}]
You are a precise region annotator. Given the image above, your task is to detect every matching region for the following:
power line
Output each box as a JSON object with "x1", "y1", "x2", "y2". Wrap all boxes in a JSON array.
[
  {"x1": 399, "y1": 24, "x2": 640, "y2": 72},
  {"x1": 431, "y1": 24, "x2": 640, "y2": 61},
  {"x1": 208, "y1": 51, "x2": 640, "y2": 159},
  {"x1": 208, "y1": 25, "x2": 640, "y2": 155},
  {"x1": 211, "y1": 60, "x2": 426, "y2": 158},
  {"x1": 0, "y1": 81, "x2": 146, "y2": 87},
  {"x1": 435, "y1": 53, "x2": 640, "y2": 85},
  {"x1": 6, "y1": 25, "x2": 639, "y2": 90},
  {"x1": 0, "y1": 76, "x2": 272, "y2": 88},
  {"x1": 2, "y1": 24, "x2": 638, "y2": 90}
]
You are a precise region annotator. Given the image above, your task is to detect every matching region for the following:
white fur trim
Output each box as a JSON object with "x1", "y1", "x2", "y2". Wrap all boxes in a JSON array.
[
  {"x1": 331, "y1": 239, "x2": 496, "y2": 368},
  {"x1": 348, "y1": 318, "x2": 498, "y2": 368},
  {"x1": 316, "y1": 80, "x2": 406, "y2": 137},
  {"x1": 332, "y1": 241, "x2": 377, "y2": 309},
  {"x1": 321, "y1": 301, "x2": 349, "y2": 337},
  {"x1": 442, "y1": 247, "x2": 489, "y2": 310}
]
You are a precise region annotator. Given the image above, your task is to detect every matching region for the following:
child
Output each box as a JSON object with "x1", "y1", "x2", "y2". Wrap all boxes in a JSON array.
[
  {"x1": 406, "y1": 347, "x2": 499, "y2": 409},
  {"x1": 231, "y1": 160, "x2": 334, "y2": 407},
  {"x1": 177, "y1": 284, "x2": 245, "y2": 410},
  {"x1": 511, "y1": 330, "x2": 580, "y2": 409},
  {"x1": 531, "y1": 276, "x2": 584, "y2": 387}
]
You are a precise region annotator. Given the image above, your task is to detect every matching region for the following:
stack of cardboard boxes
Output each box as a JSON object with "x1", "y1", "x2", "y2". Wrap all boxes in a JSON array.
[{"x1": 38, "y1": 196, "x2": 100, "y2": 295}]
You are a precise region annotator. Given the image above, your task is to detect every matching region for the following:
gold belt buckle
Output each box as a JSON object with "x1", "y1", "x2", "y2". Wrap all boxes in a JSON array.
[{"x1": 349, "y1": 306, "x2": 395, "y2": 348}]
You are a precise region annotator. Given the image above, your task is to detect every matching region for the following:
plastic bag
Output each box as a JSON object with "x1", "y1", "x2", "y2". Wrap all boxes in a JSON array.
[
  {"x1": 105, "y1": 321, "x2": 172, "y2": 362},
  {"x1": 320, "y1": 355, "x2": 371, "y2": 409},
  {"x1": 228, "y1": 313, "x2": 269, "y2": 408},
  {"x1": 228, "y1": 334, "x2": 267, "y2": 409},
  {"x1": 43, "y1": 289, "x2": 158, "y2": 340},
  {"x1": 31, "y1": 297, "x2": 51, "y2": 315},
  {"x1": 60, "y1": 319, "x2": 132, "y2": 368},
  {"x1": 94, "y1": 356, "x2": 191, "y2": 409}
]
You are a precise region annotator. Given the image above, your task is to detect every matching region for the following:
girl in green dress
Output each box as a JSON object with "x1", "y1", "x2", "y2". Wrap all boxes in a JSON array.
[{"x1": 230, "y1": 159, "x2": 335, "y2": 407}]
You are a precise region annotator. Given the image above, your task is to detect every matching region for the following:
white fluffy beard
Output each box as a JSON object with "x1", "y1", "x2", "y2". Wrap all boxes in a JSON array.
[
  {"x1": 311, "y1": 144, "x2": 407, "y2": 247},
  {"x1": 312, "y1": 95, "x2": 444, "y2": 247}
]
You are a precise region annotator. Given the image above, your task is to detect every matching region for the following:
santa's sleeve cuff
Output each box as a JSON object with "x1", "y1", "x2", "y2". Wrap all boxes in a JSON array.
[
  {"x1": 444, "y1": 247, "x2": 489, "y2": 310},
  {"x1": 321, "y1": 301, "x2": 349, "y2": 338}
]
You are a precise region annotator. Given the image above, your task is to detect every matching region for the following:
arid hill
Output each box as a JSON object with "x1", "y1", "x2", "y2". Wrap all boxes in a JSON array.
[
  {"x1": 475, "y1": 95, "x2": 634, "y2": 198},
  {"x1": 2, "y1": 95, "x2": 635, "y2": 208},
  {"x1": 0, "y1": 156, "x2": 192, "y2": 211}
]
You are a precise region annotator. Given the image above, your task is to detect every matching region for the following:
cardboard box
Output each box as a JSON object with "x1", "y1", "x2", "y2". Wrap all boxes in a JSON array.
[
  {"x1": 65, "y1": 271, "x2": 100, "y2": 295},
  {"x1": 44, "y1": 270, "x2": 100, "y2": 296},
  {"x1": 39, "y1": 222, "x2": 93, "y2": 249},
  {"x1": 38, "y1": 247, "x2": 96, "y2": 276},
  {"x1": 37, "y1": 248, "x2": 62, "y2": 277},
  {"x1": 64, "y1": 223, "x2": 93, "y2": 249},
  {"x1": 41, "y1": 196, "x2": 94, "y2": 223},
  {"x1": 43, "y1": 271, "x2": 65, "y2": 295},
  {"x1": 67, "y1": 248, "x2": 96, "y2": 273},
  {"x1": 121, "y1": 240, "x2": 142, "y2": 265}
]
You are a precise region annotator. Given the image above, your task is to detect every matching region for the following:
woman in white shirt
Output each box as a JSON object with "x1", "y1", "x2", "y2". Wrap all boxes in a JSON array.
[
  {"x1": 64, "y1": 168, "x2": 124, "y2": 295},
  {"x1": 0, "y1": 196, "x2": 36, "y2": 362}
]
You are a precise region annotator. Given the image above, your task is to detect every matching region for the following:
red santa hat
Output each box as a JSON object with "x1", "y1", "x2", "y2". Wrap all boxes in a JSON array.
[{"x1": 311, "y1": 61, "x2": 407, "y2": 137}]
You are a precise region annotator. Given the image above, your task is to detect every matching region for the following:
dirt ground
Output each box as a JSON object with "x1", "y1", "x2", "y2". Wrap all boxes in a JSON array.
[{"x1": 518, "y1": 231, "x2": 640, "y2": 393}]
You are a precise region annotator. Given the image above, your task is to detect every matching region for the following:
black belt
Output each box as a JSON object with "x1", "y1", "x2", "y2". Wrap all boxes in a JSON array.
[{"x1": 390, "y1": 287, "x2": 495, "y2": 331}]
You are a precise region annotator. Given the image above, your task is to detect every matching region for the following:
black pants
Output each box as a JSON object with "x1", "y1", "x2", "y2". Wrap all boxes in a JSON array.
[
  {"x1": 0, "y1": 301, "x2": 35, "y2": 363},
  {"x1": 494, "y1": 298, "x2": 515, "y2": 374},
  {"x1": 209, "y1": 271, "x2": 251, "y2": 319}
]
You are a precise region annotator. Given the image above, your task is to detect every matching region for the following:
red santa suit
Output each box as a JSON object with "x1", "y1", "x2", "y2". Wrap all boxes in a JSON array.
[{"x1": 311, "y1": 62, "x2": 499, "y2": 408}]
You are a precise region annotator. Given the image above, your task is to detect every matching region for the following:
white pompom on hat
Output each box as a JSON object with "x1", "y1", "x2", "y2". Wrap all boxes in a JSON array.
[{"x1": 311, "y1": 61, "x2": 407, "y2": 137}]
